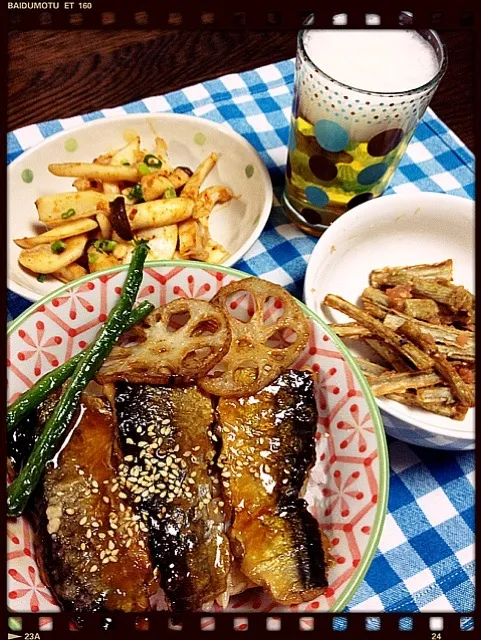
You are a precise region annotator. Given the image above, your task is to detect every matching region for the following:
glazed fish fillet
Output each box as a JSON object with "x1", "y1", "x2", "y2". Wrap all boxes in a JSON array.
[
  {"x1": 115, "y1": 383, "x2": 231, "y2": 612},
  {"x1": 34, "y1": 392, "x2": 156, "y2": 613},
  {"x1": 216, "y1": 369, "x2": 328, "y2": 605}
]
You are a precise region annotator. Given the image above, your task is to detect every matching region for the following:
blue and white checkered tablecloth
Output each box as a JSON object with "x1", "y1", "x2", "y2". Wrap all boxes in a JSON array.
[{"x1": 7, "y1": 59, "x2": 474, "y2": 624}]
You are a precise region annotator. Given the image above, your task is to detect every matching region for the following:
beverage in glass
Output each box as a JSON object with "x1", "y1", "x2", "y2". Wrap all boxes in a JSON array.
[{"x1": 283, "y1": 26, "x2": 447, "y2": 234}]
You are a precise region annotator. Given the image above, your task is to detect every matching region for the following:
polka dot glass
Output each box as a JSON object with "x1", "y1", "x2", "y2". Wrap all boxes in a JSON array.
[{"x1": 283, "y1": 28, "x2": 447, "y2": 234}]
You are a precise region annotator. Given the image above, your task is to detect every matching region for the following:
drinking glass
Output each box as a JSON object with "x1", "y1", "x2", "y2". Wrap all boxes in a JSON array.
[{"x1": 283, "y1": 25, "x2": 447, "y2": 235}]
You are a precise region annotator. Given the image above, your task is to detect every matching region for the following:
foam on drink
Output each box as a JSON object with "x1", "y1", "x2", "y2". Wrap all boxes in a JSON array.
[
  {"x1": 298, "y1": 29, "x2": 442, "y2": 142},
  {"x1": 303, "y1": 30, "x2": 439, "y2": 93}
]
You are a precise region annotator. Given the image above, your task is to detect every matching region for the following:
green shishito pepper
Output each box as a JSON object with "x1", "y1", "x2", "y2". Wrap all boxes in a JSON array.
[{"x1": 6, "y1": 241, "x2": 150, "y2": 517}]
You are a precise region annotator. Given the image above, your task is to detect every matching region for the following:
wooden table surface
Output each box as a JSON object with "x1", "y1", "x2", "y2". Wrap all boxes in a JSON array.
[{"x1": 8, "y1": 29, "x2": 474, "y2": 150}]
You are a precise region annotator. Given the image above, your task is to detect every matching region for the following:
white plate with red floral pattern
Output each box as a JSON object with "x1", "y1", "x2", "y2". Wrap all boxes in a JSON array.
[{"x1": 7, "y1": 262, "x2": 388, "y2": 630}]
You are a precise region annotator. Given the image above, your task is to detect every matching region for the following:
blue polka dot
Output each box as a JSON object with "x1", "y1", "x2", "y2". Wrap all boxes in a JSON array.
[
  {"x1": 358, "y1": 163, "x2": 388, "y2": 185},
  {"x1": 305, "y1": 185, "x2": 329, "y2": 207},
  {"x1": 314, "y1": 119, "x2": 349, "y2": 152}
]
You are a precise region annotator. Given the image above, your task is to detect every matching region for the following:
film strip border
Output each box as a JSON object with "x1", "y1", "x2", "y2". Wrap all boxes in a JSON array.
[
  {"x1": 7, "y1": 4, "x2": 476, "y2": 30},
  {"x1": 7, "y1": 612, "x2": 476, "y2": 636}
]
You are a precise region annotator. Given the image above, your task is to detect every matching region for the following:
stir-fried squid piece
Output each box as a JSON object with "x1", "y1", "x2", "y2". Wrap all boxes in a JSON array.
[
  {"x1": 193, "y1": 185, "x2": 235, "y2": 219},
  {"x1": 141, "y1": 174, "x2": 176, "y2": 201},
  {"x1": 14, "y1": 218, "x2": 98, "y2": 249},
  {"x1": 153, "y1": 136, "x2": 174, "y2": 175},
  {"x1": 18, "y1": 234, "x2": 89, "y2": 275},
  {"x1": 178, "y1": 219, "x2": 210, "y2": 261},
  {"x1": 96, "y1": 212, "x2": 112, "y2": 240},
  {"x1": 35, "y1": 191, "x2": 111, "y2": 226},
  {"x1": 134, "y1": 225, "x2": 178, "y2": 261},
  {"x1": 182, "y1": 153, "x2": 219, "y2": 199},
  {"x1": 49, "y1": 162, "x2": 140, "y2": 183},
  {"x1": 53, "y1": 263, "x2": 88, "y2": 283}
]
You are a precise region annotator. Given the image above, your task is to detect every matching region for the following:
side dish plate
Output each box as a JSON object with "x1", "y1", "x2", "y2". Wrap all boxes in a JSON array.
[{"x1": 8, "y1": 113, "x2": 273, "y2": 301}]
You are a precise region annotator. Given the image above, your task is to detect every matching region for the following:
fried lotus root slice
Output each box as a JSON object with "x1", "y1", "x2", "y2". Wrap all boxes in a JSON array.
[
  {"x1": 97, "y1": 299, "x2": 231, "y2": 384},
  {"x1": 198, "y1": 278, "x2": 309, "y2": 397}
]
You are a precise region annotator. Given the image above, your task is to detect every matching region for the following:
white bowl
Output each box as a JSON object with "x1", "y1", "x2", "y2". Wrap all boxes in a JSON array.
[
  {"x1": 7, "y1": 113, "x2": 273, "y2": 301},
  {"x1": 304, "y1": 193, "x2": 475, "y2": 450}
]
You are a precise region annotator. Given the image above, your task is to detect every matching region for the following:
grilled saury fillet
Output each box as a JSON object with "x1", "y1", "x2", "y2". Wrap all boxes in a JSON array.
[
  {"x1": 34, "y1": 392, "x2": 156, "y2": 613},
  {"x1": 216, "y1": 369, "x2": 328, "y2": 605},
  {"x1": 115, "y1": 383, "x2": 231, "y2": 612}
]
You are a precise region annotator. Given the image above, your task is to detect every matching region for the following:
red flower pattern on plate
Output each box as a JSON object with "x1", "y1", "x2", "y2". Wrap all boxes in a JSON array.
[
  {"x1": 51, "y1": 283, "x2": 96, "y2": 320},
  {"x1": 337, "y1": 403, "x2": 375, "y2": 453},
  {"x1": 316, "y1": 366, "x2": 341, "y2": 411},
  {"x1": 8, "y1": 565, "x2": 57, "y2": 611},
  {"x1": 322, "y1": 469, "x2": 365, "y2": 518},
  {"x1": 173, "y1": 274, "x2": 213, "y2": 299},
  {"x1": 16, "y1": 320, "x2": 62, "y2": 376}
]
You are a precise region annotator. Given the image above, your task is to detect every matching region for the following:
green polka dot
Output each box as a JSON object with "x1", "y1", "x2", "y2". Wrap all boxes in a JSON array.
[
  {"x1": 194, "y1": 132, "x2": 206, "y2": 146},
  {"x1": 245, "y1": 164, "x2": 254, "y2": 178},
  {"x1": 21, "y1": 169, "x2": 34, "y2": 183},
  {"x1": 65, "y1": 137, "x2": 78, "y2": 152}
]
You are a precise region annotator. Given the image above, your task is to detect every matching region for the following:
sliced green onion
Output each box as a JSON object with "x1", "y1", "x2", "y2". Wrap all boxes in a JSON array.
[
  {"x1": 88, "y1": 252, "x2": 99, "y2": 264},
  {"x1": 129, "y1": 184, "x2": 145, "y2": 203},
  {"x1": 93, "y1": 239, "x2": 117, "y2": 254},
  {"x1": 51, "y1": 240, "x2": 66, "y2": 254},
  {"x1": 121, "y1": 160, "x2": 130, "y2": 166},
  {"x1": 137, "y1": 162, "x2": 151, "y2": 176},
  {"x1": 164, "y1": 187, "x2": 176, "y2": 199},
  {"x1": 61, "y1": 208, "x2": 76, "y2": 220},
  {"x1": 37, "y1": 274, "x2": 46, "y2": 283},
  {"x1": 143, "y1": 154, "x2": 162, "y2": 169}
]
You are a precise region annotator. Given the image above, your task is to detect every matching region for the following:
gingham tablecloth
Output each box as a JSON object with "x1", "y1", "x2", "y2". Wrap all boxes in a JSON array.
[{"x1": 7, "y1": 59, "x2": 475, "y2": 623}]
